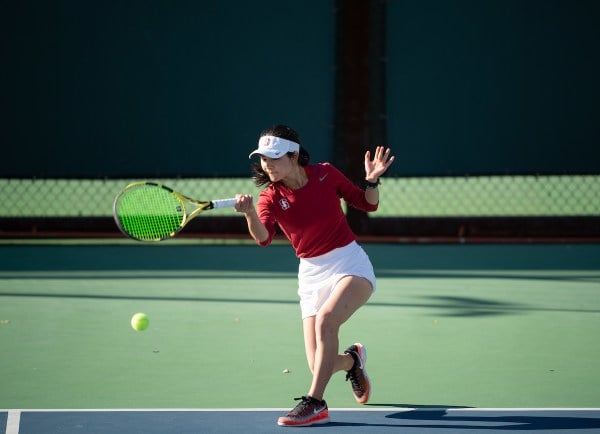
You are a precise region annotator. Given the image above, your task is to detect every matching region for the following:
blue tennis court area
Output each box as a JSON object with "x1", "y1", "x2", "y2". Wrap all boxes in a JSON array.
[{"x1": 3, "y1": 408, "x2": 600, "y2": 433}]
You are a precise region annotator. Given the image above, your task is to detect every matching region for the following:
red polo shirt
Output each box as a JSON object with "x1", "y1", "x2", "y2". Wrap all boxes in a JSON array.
[{"x1": 255, "y1": 163, "x2": 378, "y2": 258}]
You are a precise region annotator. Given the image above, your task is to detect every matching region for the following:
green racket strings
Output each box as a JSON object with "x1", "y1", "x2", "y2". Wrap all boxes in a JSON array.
[{"x1": 116, "y1": 184, "x2": 184, "y2": 241}]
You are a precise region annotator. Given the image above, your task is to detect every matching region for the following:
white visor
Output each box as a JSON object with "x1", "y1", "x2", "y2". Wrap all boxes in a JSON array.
[{"x1": 248, "y1": 136, "x2": 300, "y2": 159}]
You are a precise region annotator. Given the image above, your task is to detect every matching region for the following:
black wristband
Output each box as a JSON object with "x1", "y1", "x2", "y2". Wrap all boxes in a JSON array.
[{"x1": 365, "y1": 179, "x2": 380, "y2": 189}]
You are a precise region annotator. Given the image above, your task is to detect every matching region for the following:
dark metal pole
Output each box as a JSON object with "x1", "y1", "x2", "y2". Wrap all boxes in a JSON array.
[{"x1": 334, "y1": 0, "x2": 387, "y2": 234}]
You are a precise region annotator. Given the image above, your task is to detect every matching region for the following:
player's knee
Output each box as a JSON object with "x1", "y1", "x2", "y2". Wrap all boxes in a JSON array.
[{"x1": 315, "y1": 311, "x2": 340, "y2": 338}]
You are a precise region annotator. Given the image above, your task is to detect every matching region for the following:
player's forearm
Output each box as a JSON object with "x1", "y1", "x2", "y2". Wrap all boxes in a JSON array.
[
  {"x1": 365, "y1": 187, "x2": 379, "y2": 205},
  {"x1": 245, "y1": 209, "x2": 269, "y2": 243}
]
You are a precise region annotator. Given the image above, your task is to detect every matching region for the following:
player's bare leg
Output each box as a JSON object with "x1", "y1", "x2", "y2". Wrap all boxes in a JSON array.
[
  {"x1": 304, "y1": 275, "x2": 372, "y2": 401},
  {"x1": 303, "y1": 319, "x2": 355, "y2": 375}
]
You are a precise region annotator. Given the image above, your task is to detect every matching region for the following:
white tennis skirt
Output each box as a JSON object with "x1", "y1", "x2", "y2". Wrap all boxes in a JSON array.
[{"x1": 297, "y1": 241, "x2": 376, "y2": 319}]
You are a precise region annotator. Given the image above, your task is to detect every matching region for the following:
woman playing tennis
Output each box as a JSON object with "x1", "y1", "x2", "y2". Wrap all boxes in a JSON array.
[{"x1": 235, "y1": 125, "x2": 394, "y2": 427}]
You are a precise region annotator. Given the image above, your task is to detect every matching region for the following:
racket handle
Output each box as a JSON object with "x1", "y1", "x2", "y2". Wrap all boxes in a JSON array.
[{"x1": 211, "y1": 198, "x2": 237, "y2": 209}]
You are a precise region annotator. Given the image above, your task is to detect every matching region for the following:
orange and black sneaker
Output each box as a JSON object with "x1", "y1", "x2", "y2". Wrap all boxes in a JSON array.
[
  {"x1": 344, "y1": 343, "x2": 371, "y2": 404},
  {"x1": 277, "y1": 395, "x2": 329, "y2": 427}
]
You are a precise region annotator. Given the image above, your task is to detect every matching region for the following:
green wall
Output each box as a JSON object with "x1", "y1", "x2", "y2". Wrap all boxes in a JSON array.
[
  {"x1": 1, "y1": 1, "x2": 335, "y2": 177},
  {"x1": 387, "y1": 0, "x2": 600, "y2": 175},
  {"x1": 2, "y1": 0, "x2": 599, "y2": 178}
]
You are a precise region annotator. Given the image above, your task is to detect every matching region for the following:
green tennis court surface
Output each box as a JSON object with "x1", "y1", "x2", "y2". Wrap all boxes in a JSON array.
[{"x1": 1, "y1": 243, "x2": 599, "y2": 432}]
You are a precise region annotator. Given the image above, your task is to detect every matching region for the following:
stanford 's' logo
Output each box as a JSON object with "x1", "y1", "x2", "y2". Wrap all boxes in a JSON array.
[{"x1": 279, "y1": 198, "x2": 290, "y2": 210}]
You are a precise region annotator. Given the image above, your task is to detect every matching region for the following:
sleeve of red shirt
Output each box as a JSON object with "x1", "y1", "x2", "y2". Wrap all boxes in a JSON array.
[
  {"x1": 326, "y1": 163, "x2": 379, "y2": 212},
  {"x1": 256, "y1": 188, "x2": 277, "y2": 246}
]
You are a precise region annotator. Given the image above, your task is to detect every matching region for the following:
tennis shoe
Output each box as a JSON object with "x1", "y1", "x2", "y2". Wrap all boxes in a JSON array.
[
  {"x1": 277, "y1": 396, "x2": 329, "y2": 427},
  {"x1": 344, "y1": 343, "x2": 371, "y2": 404}
]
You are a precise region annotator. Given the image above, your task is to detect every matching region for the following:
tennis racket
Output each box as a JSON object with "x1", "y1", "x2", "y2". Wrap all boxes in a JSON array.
[{"x1": 113, "y1": 181, "x2": 237, "y2": 242}]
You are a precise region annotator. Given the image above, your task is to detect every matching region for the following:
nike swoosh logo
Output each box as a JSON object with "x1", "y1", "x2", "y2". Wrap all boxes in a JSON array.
[
  {"x1": 313, "y1": 406, "x2": 327, "y2": 414},
  {"x1": 319, "y1": 174, "x2": 328, "y2": 182}
]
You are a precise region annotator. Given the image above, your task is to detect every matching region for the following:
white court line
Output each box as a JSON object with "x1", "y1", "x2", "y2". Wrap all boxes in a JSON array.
[{"x1": 5, "y1": 410, "x2": 20, "y2": 434}]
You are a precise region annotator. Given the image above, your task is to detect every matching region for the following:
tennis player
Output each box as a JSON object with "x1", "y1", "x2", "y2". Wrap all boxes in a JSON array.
[{"x1": 235, "y1": 125, "x2": 394, "y2": 427}]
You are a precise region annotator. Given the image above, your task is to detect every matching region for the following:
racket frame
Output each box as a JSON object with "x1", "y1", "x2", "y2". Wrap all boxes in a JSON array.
[{"x1": 113, "y1": 181, "x2": 235, "y2": 241}]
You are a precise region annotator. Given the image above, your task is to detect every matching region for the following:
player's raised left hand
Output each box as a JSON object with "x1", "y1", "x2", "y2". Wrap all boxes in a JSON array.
[{"x1": 365, "y1": 146, "x2": 395, "y2": 182}]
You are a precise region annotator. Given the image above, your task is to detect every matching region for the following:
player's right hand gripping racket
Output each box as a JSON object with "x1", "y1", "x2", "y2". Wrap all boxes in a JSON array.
[{"x1": 113, "y1": 181, "x2": 237, "y2": 242}]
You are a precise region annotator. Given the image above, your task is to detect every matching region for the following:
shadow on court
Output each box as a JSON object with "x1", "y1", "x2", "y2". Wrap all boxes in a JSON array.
[
  {"x1": 0, "y1": 290, "x2": 529, "y2": 317},
  {"x1": 384, "y1": 409, "x2": 600, "y2": 431},
  {"x1": 3, "y1": 289, "x2": 600, "y2": 317},
  {"x1": 2, "y1": 244, "x2": 599, "y2": 273}
]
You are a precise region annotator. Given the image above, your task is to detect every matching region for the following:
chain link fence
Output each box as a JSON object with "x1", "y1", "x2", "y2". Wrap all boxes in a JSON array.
[{"x1": 1, "y1": 175, "x2": 599, "y2": 218}]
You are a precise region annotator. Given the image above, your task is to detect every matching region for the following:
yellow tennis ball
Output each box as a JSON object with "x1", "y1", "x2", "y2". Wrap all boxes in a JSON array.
[{"x1": 131, "y1": 313, "x2": 149, "y2": 331}]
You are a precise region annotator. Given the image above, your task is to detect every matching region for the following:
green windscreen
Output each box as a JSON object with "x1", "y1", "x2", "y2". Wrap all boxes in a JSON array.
[{"x1": 114, "y1": 183, "x2": 184, "y2": 241}]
